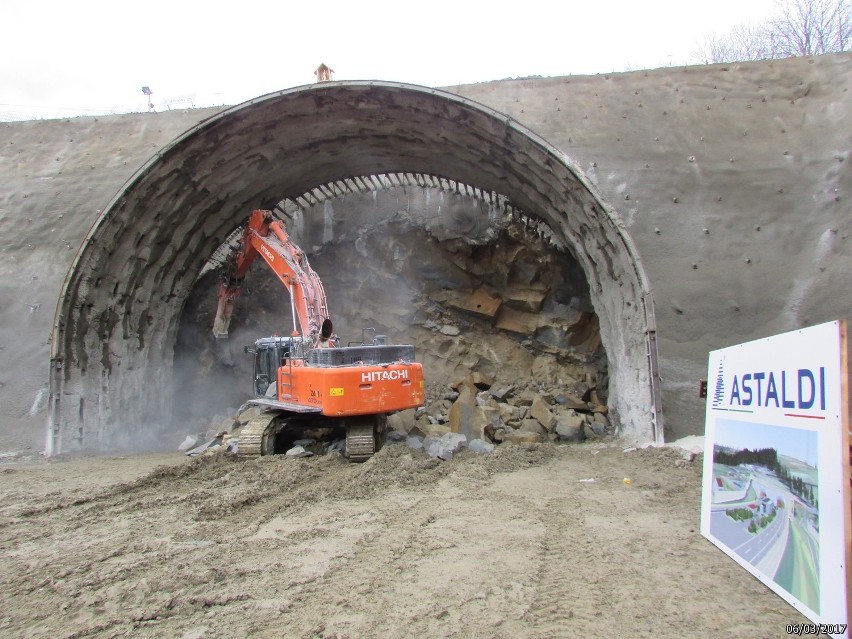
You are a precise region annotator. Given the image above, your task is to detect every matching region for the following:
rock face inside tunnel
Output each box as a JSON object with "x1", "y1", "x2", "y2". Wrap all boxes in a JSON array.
[
  {"x1": 46, "y1": 82, "x2": 659, "y2": 454},
  {"x1": 173, "y1": 181, "x2": 609, "y2": 437}
]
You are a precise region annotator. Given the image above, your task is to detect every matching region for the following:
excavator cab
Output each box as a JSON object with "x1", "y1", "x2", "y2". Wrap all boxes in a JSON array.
[
  {"x1": 250, "y1": 337, "x2": 288, "y2": 397},
  {"x1": 250, "y1": 336, "x2": 310, "y2": 397},
  {"x1": 251, "y1": 341, "x2": 277, "y2": 397}
]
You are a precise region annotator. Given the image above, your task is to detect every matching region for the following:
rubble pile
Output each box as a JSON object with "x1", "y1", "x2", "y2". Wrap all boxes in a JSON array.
[
  {"x1": 182, "y1": 364, "x2": 610, "y2": 459},
  {"x1": 390, "y1": 368, "x2": 611, "y2": 454}
]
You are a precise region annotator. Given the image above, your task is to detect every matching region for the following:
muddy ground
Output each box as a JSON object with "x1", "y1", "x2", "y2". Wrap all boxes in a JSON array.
[{"x1": 0, "y1": 438, "x2": 808, "y2": 638}]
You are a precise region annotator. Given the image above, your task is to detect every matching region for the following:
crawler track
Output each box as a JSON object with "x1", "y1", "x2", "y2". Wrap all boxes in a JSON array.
[
  {"x1": 234, "y1": 413, "x2": 279, "y2": 456},
  {"x1": 234, "y1": 412, "x2": 386, "y2": 461},
  {"x1": 345, "y1": 417, "x2": 382, "y2": 463}
]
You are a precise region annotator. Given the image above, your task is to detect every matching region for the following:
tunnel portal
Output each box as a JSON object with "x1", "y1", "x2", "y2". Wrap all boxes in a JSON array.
[{"x1": 47, "y1": 81, "x2": 662, "y2": 454}]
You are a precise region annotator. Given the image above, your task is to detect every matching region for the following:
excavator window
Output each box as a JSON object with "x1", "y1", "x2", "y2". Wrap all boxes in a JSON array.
[{"x1": 253, "y1": 345, "x2": 276, "y2": 397}]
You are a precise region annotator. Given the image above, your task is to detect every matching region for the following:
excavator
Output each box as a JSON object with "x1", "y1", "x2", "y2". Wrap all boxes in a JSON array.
[{"x1": 212, "y1": 210, "x2": 425, "y2": 461}]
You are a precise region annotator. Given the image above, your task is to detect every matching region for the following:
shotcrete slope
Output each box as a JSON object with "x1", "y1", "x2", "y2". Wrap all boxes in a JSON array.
[
  {"x1": 447, "y1": 53, "x2": 852, "y2": 435},
  {"x1": 1, "y1": 54, "x2": 850, "y2": 451},
  {"x1": 0, "y1": 109, "x2": 221, "y2": 450}
]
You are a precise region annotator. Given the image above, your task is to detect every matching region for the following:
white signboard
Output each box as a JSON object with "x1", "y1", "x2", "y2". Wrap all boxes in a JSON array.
[{"x1": 701, "y1": 321, "x2": 851, "y2": 638}]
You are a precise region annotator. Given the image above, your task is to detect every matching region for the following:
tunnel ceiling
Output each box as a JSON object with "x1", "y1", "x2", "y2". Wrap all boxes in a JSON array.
[
  {"x1": 48, "y1": 81, "x2": 662, "y2": 454},
  {"x1": 201, "y1": 173, "x2": 560, "y2": 278}
]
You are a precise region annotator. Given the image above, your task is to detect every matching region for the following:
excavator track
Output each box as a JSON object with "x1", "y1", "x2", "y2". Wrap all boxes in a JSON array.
[
  {"x1": 232, "y1": 411, "x2": 387, "y2": 461},
  {"x1": 346, "y1": 415, "x2": 386, "y2": 463},
  {"x1": 234, "y1": 412, "x2": 279, "y2": 456}
]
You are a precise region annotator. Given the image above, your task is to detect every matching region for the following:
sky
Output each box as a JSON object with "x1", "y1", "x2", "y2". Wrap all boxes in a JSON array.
[
  {"x1": 715, "y1": 419, "x2": 819, "y2": 468},
  {"x1": 1, "y1": 0, "x2": 779, "y2": 122}
]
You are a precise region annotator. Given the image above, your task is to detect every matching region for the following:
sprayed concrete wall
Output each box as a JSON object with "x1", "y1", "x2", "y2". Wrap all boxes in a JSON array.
[
  {"x1": 0, "y1": 109, "x2": 222, "y2": 451},
  {"x1": 0, "y1": 53, "x2": 849, "y2": 451},
  {"x1": 447, "y1": 54, "x2": 852, "y2": 438}
]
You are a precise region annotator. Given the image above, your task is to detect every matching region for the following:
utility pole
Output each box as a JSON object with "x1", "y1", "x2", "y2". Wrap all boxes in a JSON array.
[{"x1": 142, "y1": 86, "x2": 155, "y2": 112}]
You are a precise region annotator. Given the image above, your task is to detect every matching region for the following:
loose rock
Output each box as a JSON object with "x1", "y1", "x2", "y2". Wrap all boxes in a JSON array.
[
  {"x1": 425, "y1": 432, "x2": 468, "y2": 460},
  {"x1": 489, "y1": 384, "x2": 514, "y2": 401},
  {"x1": 387, "y1": 430, "x2": 407, "y2": 443},
  {"x1": 178, "y1": 435, "x2": 199, "y2": 453},
  {"x1": 387, "y1": 408, "x2": 417, "y2": 433},
  {"x1": 285, "y1": 445, "x2": 314, "y2": 458},
  {"x1": 555, "y1": 392, "x2": 587, "y2": 411},
  {"x1": 518, "y1": 419, "x2": 547, "y2": 436},
  {"x1": 448, "y1": 400, "x2": 489, "y2": 441},
  {"x1": 529, "y1": 397, "x2": 555, "y2": 431},
  {"x1": 468, "y1": 439, "x2": 495, "y2": 454},
  {"x1": 555, "y1": 412, "x2": 585, "y2": 442},
  {"x1": 502, "y1": 430, "x2": 543, "y2": 444}
]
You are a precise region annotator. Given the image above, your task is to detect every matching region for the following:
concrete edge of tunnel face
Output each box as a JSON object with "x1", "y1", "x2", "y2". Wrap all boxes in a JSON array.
[{"x1": 47, "y1": 81, "x2": 662, "y2": 455}]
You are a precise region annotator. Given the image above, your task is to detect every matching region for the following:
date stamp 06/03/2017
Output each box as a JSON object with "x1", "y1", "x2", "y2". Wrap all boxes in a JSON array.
[{"x1": 786, "y1": 624, "x2": 848, "y2": 636}]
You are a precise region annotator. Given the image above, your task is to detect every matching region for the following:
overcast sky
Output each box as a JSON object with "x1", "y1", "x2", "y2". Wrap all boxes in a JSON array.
[
  {"x1": 1, "y1": 0, "x2": 778, "y2": 121},
  {"x1": 716, "y1": 419, "x2": 818, "y2": 468}
]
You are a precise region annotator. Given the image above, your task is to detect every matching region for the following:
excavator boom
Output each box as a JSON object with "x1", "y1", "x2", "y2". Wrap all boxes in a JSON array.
[{"x1": 213, "y1": 210, "x2": 329, "y2": 340}]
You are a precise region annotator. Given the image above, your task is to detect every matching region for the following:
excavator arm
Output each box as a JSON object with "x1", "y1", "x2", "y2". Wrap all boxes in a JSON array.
[{"x1": 212, "y1": 210, "x2": 330, "y2": 340}]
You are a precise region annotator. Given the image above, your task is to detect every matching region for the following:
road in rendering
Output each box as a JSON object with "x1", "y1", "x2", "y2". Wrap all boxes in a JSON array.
[{"x1": 710, "y1": 465, "x2": 820, "y2": 613}]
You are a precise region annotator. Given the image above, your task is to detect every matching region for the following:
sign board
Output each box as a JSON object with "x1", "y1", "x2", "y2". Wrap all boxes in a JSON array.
[{"x1": 701, "y1": 321, "x2": 851, "y2": 638}]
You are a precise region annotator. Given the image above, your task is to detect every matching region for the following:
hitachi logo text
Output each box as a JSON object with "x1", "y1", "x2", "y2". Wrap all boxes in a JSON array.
[
  {"x1": 361, "y1": 370, "x2": 409, "y2": 383},
  {"x1": 260, "y1": 245, "x2": 274, "y2": 262}
]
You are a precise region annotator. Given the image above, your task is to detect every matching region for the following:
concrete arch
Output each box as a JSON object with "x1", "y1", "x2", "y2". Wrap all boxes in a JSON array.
[{"x1": 47, "y1": 81, "x2": 662, "y2": 454}]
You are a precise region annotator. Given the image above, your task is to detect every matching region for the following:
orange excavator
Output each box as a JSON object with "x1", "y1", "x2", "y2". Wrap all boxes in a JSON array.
[{"x1": 212, "y1": 210, "x2": 425, "y2": 461}]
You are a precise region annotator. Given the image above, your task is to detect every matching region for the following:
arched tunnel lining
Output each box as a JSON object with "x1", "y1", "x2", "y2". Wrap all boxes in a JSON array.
[{"x1": 48, "y1": 81, "x2": 662, "y2": 454}]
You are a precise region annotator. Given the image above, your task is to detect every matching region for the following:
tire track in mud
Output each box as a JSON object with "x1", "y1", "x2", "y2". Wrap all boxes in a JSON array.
[
  {"x1": 491, "y1": 449, "x2": 643, "y2": 638},
  {"x1": 464, "y1": 457, "x2": 608, "y2": 639},
  {"x1": 242, "y1": 460, "x2": 539, "y2": 638},
  {"x1": 521, "y1": 493, "x2": 590, "y2": 639},
  {"x1": 0, "y1": 457, "x2": 259, "y2": 639},
  {"x1": 245, "y1": 483, "x2": 491, "y2": 638},
  {"x1": 0, "y1": 455, "x2": 228, "y2": 527},
  {"x1": 0, "y1": 449, "x2": 458, "y2": 639},
  {"x1": 0, "y1": 447, "x2": 617, "y2": 638},
  {"x1": 261, "y1": 493, "x2": 437, "y2": 637}
]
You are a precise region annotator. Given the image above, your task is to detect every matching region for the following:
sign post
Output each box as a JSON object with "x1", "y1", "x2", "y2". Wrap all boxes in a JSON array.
[{"x1": 701, "y1": 321, "x2": 851, "y2": 638}]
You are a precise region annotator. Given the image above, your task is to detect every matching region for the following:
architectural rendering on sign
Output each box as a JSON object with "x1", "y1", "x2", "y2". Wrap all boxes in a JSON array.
[{"x1": 701, "y1": 321, "x2": 850, "y2": 631}]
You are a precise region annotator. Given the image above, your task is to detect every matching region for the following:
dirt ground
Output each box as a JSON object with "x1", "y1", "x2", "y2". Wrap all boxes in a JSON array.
[{"x1": 0, "y1": 439, "x2": 810, "y2": 639}]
